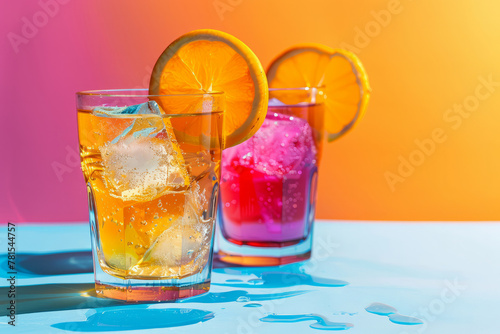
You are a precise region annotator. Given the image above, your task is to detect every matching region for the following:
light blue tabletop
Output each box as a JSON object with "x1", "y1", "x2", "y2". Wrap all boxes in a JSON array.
[{"x1": 0, "y1": 221, "x2": 498, "y2": 333}]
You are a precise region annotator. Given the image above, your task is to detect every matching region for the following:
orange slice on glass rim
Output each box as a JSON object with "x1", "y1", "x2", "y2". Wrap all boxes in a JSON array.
[
  {"x1": 149, "y1": 29, "x2": 268, "y2": 148},
  {"x1": 266, "y1": 43, "x2": 370, "y2": 141}
]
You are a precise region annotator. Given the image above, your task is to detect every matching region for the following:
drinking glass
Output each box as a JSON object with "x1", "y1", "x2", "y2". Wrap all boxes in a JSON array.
[
  {"x1": 77, "y1": 89, "x2": 224, "y2": 301},
  {"x1": 217, "y1": 88, "x2": 324, "y2": 266}
]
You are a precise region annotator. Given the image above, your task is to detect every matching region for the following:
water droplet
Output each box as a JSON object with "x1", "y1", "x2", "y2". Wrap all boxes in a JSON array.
[
  {"x1": 248, "y1": 278, "x2": 265, "y2": 285},
  {"x1": 333, "y1": 312, "x2": 357, "y2": 316},
  {"x1": 244, "y1": 303, "x2": 262, "y2": 308},
  {"x1": 260, "y1": 314, "x2": 353, "y2": 331},
  {"x1": 141, "y1": 221, "x2": 147, "y2": 225},
  {"x1": 389, "y1": 314, "x2": 423, "y2": 325},
  {"x1": 365, "y1": 303, "x2": 397, "y2": 316},
  {"x1": 236, "y1": 296, "x2": 250, "y2": 302}
]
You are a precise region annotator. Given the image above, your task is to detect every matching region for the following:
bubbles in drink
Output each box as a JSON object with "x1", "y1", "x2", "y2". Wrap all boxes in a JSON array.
[
  {"x1": 78, "y1": 101, "x2": 222, "y2": 280},
  {"x1": 220, "y1": 103, "x2": 323, "y2": 244},
  {"x1": 223, "y1": 112, "x2": 316, "y2": 177}
]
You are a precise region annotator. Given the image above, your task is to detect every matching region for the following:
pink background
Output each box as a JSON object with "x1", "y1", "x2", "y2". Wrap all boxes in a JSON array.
[{"x1": 1, "y1": 1, "x2": 115, "y2": 222}]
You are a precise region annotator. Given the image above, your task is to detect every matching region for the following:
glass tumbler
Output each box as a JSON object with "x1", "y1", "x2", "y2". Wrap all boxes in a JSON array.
[
  {"x1": 77, "y1": 89, "x2": 224, "y2": 301},
  {"x1": 217, "y1": 88, "x2": 324, "y2": 266}
]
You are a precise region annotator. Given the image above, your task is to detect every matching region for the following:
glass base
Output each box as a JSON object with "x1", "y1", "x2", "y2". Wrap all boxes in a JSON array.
[
  {"x1": 91, "y1": 253, "x2": 214, "y2": 302},
  {"x1": 87, "y1": 187, "x2": 217, "y2": 303},
  {"x1": 95, "y1": 280, "x2": 210, "y2": 302},
  {"x1": 216, "y1": 225, "x2": 313, "y2": 266},
  {"x1": 90, "y1": 214, "x2": 215, "y2": 303},
  {"x1": 217, "y1": 250, "x2": 311, "y2": 266}
]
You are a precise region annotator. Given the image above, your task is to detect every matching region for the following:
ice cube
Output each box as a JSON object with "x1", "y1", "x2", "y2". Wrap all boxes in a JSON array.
[
  {"x1": 130, "y1": 183, "x2": 212, "y2": 277},
  {"x1": 223, "y1": 113, "x2": 317, "y2": 177},
  {"x1": 139, "y1": 224, "x2": 203, "y2": 269},
  {"x1": 93, "y1": 100, "x2": 162, "y2": 117},
  {"x1": 94, "y1": 101, "x2": 165, "y2": 145},
  {"x1": 97, "y1": 101, "x2": 189, "y2": 202},
  {"x1": 107, "y1": 252, "x2": 139, "y2": 271},
  {"x1": 202, "y1": 94, "x2": 213, "y2": 112},
  {"x1": 267, "y1": 97, "x2": 287, "y2": 107}
]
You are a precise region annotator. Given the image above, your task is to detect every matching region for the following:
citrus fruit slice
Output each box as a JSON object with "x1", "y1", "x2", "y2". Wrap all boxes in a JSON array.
[
  {"x1": 266, "y1": 43, "x2": 370, "y2": 142},
  {"x1": 149, "y1": 29, "x2": 268, "y2": 148}
]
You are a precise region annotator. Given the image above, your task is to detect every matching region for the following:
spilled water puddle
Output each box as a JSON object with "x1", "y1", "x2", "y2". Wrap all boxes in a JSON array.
[
  {"x1": 365, "y1": 302, "x2": 423, "y2": 325},
  {"x1": 260, "y1": 314, "x2": 353, "y2": 331}
]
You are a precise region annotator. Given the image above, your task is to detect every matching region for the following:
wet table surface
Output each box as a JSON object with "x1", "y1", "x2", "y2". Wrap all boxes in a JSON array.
[{"x1": 0, "y1": 221, "x2": 499, "y2": 333}]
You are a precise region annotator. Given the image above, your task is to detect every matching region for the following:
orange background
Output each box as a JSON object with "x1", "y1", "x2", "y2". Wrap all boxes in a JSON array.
[{"x1": 2, "y1": 0, "x2": 500, "y2": 222}]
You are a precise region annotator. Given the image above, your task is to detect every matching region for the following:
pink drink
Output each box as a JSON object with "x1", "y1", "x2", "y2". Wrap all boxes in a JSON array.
[{"x1": 219, "y1": 102, "x2": 323, "y2": 248}]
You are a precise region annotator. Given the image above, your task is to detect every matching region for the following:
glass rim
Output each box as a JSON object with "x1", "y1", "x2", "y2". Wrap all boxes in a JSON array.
[
  {"x1": 76, "y1": 88, "x2": 225, "y2": 97},
  {"x1": 268, "y1": 86, "x2": 325, "y2": 92}
]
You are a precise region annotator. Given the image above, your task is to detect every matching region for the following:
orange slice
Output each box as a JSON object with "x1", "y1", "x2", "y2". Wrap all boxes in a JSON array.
[
  {"x1": 149, "y1": 29, "x2": 268, "y2": 148},
  {"x1": 266, "y1": 44, "x2": 370, "y2": 141}
]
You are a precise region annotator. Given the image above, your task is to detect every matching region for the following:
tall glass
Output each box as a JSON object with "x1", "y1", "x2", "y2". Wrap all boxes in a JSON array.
[
  {"x1": 217, "y1": 88, "x2": 324, "y2": 266},
  {"x1": 77, "y1": 89, "x2": 225, "y2": 302}
]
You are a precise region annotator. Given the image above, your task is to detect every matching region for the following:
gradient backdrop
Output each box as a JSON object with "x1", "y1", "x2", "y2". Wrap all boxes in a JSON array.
[{"x1": 2, "y1": 0, "x2": 500, "y2": 223}]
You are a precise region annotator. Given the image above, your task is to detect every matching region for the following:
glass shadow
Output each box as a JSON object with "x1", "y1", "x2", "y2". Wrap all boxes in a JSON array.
[
  {"x1": 0, "y1": 283, "x2": 125, "y2": 316},
  {"x1": 1, "y1": 251, "x2": 94, "y2": 276},
  {"x1": 212, "y1": 261, "x2": 349, "y2": 288},
  {"x1": 52, "y1": 307, "x2": 214, "y2": 332}
]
